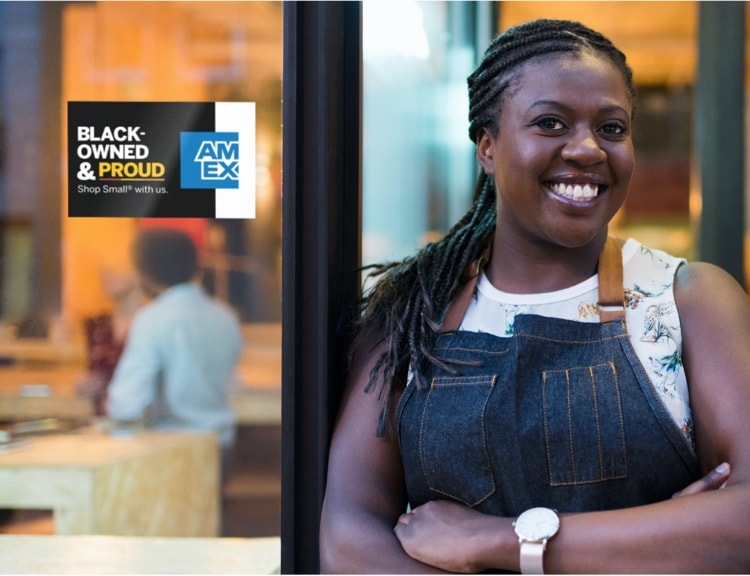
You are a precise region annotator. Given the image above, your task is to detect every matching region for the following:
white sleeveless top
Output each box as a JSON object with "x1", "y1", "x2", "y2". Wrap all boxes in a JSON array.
[{"x1": 460, "y1": 238, "x2": 693, "y2": 447}]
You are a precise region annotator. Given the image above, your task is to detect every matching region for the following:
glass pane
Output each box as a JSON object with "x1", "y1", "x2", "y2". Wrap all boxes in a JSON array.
[
  {"x1": 362, "y1": 0, "x2": 478, "y2": 268},
  {"x1": 0, "y1": 1, "x2": 282, "y2": 546}
]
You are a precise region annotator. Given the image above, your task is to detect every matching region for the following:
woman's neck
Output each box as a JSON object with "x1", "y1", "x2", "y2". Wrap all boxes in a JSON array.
[{"x1": 484, "y1": 232, "x2": 607, "y2": 294}]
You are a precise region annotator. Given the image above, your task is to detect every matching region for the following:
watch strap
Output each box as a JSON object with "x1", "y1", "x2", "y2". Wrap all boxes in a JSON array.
[{"x1": 519, "y1": 540, "x2": 547, "y2": 574}]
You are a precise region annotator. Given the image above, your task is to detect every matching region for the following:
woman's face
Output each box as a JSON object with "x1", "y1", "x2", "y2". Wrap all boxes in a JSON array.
[{"x1": 476, "y1": 51, "x2": 634, "y2": 250}]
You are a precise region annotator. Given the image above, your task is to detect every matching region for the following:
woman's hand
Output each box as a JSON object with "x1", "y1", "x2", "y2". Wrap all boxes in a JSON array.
[
  {"x1": 672, "y1": 462, "x2": 730, "y2": 498},
  {"x1": 395, "y1": 500, "x2": 511, "y2": 573}
]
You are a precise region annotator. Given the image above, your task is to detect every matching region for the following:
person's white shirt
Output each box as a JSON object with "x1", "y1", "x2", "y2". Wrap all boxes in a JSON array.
[{"x1": 107, "y1": 282, "x2": 242, "y2": 448}]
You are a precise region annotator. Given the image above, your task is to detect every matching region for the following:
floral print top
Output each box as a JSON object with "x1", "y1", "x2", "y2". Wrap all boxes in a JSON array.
[{"x1": 460, "y1": 238, "x2": 693, "y2": 447}]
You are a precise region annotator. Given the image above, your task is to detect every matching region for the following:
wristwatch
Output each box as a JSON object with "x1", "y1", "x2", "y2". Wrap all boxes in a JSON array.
[{"x1": 513, "y1": 507, "x2": 560, "y2": 574}]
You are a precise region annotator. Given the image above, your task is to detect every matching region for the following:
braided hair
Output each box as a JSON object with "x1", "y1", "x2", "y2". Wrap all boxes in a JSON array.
[{"x1": 355, "y1": 19, "x2": 636, "y2": 436}]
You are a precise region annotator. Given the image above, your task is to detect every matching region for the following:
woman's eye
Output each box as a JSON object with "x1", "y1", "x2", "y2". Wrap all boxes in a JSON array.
[
  {"x1": 600, "y1": 121, "x2": 627, "y2": 136},
  {"x1": 535, "y1": 117, "x2": 565, "y2": 131}
]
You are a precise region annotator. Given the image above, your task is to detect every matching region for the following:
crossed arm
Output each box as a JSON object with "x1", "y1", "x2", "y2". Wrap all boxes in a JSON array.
[{"x1": 320, "y1": 262, "x2": 750, "y2": 573}]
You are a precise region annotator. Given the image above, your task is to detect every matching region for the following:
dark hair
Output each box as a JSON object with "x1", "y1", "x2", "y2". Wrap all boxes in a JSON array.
[
  {"x1": 356, "y1": 19, "x2": 637, "y2": 436},
  {"x1": 132, "y1": 227, "x2": 198, "y2": 287}
]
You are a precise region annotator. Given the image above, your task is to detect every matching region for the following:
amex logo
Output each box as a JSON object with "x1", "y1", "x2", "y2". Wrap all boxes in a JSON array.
[{"x1": 180, "y1": 132, "x2": 240, "y2": 189}]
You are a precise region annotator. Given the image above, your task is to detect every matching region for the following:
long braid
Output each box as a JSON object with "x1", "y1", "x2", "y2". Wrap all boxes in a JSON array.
[{"x1": 355, "y1": 19, "x2": 636, "y2": 436}]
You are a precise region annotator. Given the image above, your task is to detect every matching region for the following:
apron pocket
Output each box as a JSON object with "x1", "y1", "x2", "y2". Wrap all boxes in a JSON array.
[
  {"x1": 542, "y1": 362, "x2": 628, "y2": 486},
  {"x1": 420, "y1": 374, "x2": 496, "y2": 506}
]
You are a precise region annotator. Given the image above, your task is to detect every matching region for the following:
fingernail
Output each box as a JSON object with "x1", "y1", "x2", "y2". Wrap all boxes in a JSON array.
[{"x1": 716, "y1": 462, "x2": 730, "y2": 474}]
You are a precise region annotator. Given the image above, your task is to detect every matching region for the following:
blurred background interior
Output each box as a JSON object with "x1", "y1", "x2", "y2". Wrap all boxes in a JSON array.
[{"x1": 0, "y1": 0, "x2": 747, "y2": 541}]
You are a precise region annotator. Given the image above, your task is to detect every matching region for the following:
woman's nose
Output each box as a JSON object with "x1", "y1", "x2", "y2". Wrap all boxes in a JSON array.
[{"x1": 560, "y1": 130, "x2": 606, "y2": 165}]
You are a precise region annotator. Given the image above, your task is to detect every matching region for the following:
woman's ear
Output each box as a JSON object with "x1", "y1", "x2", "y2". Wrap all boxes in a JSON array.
[{"x1": 475, "y1": 128, "x2": 495, "y2": 176}]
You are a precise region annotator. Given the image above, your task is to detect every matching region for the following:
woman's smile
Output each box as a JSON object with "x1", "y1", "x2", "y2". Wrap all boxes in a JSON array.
[{"x1": 546, "y1": 181, "x2": 602, "y2": 202}]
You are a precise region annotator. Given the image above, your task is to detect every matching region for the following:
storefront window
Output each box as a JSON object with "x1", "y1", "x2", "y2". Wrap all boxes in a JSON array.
[{"x1": 0, "y1": 1, "x2": 282, "y2": 541}]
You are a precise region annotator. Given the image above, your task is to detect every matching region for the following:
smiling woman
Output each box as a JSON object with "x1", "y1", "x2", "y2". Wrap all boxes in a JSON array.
[{"x1": 319, "y1": 18, "x2": 750, "y2": 574}]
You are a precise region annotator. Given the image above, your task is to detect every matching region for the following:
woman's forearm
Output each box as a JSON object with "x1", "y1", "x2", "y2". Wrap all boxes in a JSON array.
[
  {"x1": 396, "y1": 472, "x2": 749, "y2": 573},
  {"x1": 320, "y1": 505, "x2": 447, "y2": 574},
  {"x1": 545, "y1": 486, "x2": 750, "y2": 574}
]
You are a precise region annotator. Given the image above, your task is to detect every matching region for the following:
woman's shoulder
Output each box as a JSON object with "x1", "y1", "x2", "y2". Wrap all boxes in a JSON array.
[{"x1": 674, "y1": 260, "x2": 748, "y2": 318}]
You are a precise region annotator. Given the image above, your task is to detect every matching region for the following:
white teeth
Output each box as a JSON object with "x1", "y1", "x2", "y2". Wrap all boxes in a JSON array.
[{"x1": 550, "y1": 182, "x2": 599, "y2": 201}]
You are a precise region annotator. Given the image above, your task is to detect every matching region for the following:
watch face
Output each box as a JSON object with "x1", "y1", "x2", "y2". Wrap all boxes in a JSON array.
[{"x1": 514, "y1": 507, "x2": 560, "y2": 541}]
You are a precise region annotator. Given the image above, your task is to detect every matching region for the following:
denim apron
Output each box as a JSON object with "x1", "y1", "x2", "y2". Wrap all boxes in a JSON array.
[{"x1": 396, "y1": 238, "x2": 700, "y2": 516}]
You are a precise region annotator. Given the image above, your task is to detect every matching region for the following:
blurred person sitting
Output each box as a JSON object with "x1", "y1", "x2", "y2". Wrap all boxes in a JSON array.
[
  {"x1": 106, "y1": 227, "x2": 242, "y2": 480},
  {"x1": 76, "y1": 219, "x2": 207, "y2": 414}
]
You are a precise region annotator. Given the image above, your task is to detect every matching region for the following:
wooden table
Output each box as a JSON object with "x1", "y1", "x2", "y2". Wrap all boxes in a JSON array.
[
  {"x1": 0, "y1": 387, "x2": 281, "y2": 425},
  {"x1": 0, "y1": 386, "x2": 280, "y2": 426},
  {"x1": 0, "y1": 338, "x2": 84, "y2": 365},
  {"x1": 0, "y1": 364, "x2": 92, "y2": 421},
  {"x1": 0, "y1": 331, "x2": 282, "y2": 425},
  {"x1": 0, "y1": 395, "x2": 93, "y2": 421},
  {"x1": 0, "y1": 534, "x2": 280, "y2": 574},
  {"x1": 0, "y1": 430, "x2": 219, "y2": 537}
]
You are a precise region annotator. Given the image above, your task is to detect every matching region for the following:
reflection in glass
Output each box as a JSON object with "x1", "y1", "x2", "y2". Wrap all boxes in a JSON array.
[{"x1": 362, "y1": 0, "x2": 477, "y2": 269}]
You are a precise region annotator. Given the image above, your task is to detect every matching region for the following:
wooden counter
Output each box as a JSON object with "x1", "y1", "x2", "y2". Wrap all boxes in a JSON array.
[
  {"x1": 0, "y1": 534, "x2": 280, "y2": 574},
  {"x1": 0, "y1": 338, "x2": 84, "y2": 365},
  {"x1": 0, "y1": 395, "x2": 93, "y2": 421},
  {"x1": 0, "y1": 362, "x2": 280, "y2": 425},
  {"x1": 0, "y1": 364, "x2": 94, "y2": 421},
  {"x1": 0, "y1": 388, "x2": 280, "y2": 426},
  {"x1": 0, "y1": 430, "x2": 219, "y2": 537},
  {"x1": 0, "y1": 364, "x2": 83, "y2": 396},
  {"x1": 0, "y1": 331, "x2": 282, "y2": 424}
]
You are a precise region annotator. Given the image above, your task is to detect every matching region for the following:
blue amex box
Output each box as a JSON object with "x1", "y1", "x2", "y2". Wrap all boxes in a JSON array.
[{"x1": 68, "y1": 102, "x2": 255, "y2": 218}]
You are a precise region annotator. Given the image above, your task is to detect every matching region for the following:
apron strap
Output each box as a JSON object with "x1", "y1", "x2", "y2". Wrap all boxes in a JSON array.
[
  {"x1": 441, "y1": 236, "x2": 626, "y2": 331},
  {"x1": 597, "y1": 236, "x2": 626, "y2": 322}
]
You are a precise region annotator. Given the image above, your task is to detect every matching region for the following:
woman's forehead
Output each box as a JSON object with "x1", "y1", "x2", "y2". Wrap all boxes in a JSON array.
[{"x1": 506, "y1": 51, "x2": 633, "y2": 108}]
